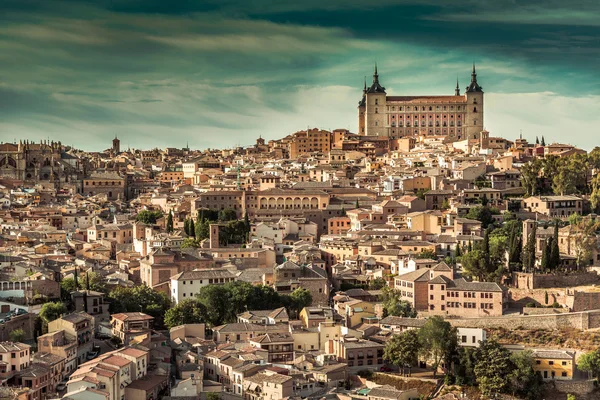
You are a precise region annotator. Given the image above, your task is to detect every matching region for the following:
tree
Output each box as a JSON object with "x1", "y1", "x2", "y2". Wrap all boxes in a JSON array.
[
  {"x1": 189, "y1": 219, "x2": 195, "y2": 238},
  {"x1": 418, "y1": 316, "x2": 456, "y2": 378},
  {"x1": 218, "y1": 208, "x2": 237, "y2": 222},
  {"x1": 60, "y1": 278, "x2": 80, "y2": 301},
  {"x1": 9, "y1": 328, "x2": 25, "y2": 342},
  {"x1": 465, "y1": 205, "x2": 496, "y2": 229},
  {"x1": 454, "y1": 243, "x2": 462, "y2": 258},
  {"x1": 550, "y1": 222, "x2": 560, "y2": 270},
  {"x1": 509, "y1": 350, "x2": 544, "y2": 400},
  {"x1": 540, "y1": 136, "x2": 546, "y2": 146},
  {"x1": 535, "y1": 136, "x2": 539, "y2": 145},
  {"x1": 181, "y1": 238, "x2": 200, "y2": 249},
  {"x1": 578, "y1": 349, "x2": 600, "y2": 379},
  {"x1": 440, "y1": 199, "x2": 450, "y2": 210},
  {"x1": 196, "y1": 219, "x2": 210, "y2": 240},
  {"x1": 413, "y1": 249, "x2": 437, "y2": 260},
  {"x1": 166, "y1": 211, "x2": 174, "y2": 233},
  {"x1": 540, "y1": 239, "x2": 550, "y2": 272},
  {"x1": 455, "y1": 347, "x2": 477, "y2": 386},
  {"x1": 368, "y1": 277, "x2": 387, "y2": 290},
  {"x1": 383, "y1": 330, "x2": 420, "y2": 376},
  {"x1": 461, "y1": 250, "x2": 487, "y2": 281},
  {"x1": 591, "y1": 174, "x2": 600, "y2": 213},
  {"x1": 474, "y1": 339, "x2": 513, "y2": 397},
  {"x1": 569, "y1": 218, "x2": 600, "y2": 268},
  {"x1": 244, "y1": 213, "x2": 251, "y2": 241},
  {"x1": 183, "y1": 219, "x2": 190, "y2": 236},
  {"x1": 290, "y1": 288, "x2": 313, "y2": 317},
  {"x1": 136, "y1": 210, "x2": 162, "y2": 224},
  {"x1": 40, "y1": 302, "x2": 67, "y2": 332},
  {"x1": 164, "y1": 299, "x2": 207, "y2": 329},
  {"x1": 521, "y1": 158, "x2": 543, "y2": 196},
  {"x1": 523, "y1": 222, "x2": 537, "y2": 272},
  {"x1": 206, "y1": 393, "x2": 221, "y2": 400},
  {"x1": 108, "y1": 285, "x2": 171, "y2": 329},
  {"x1": 355, "y1": 199, "x2": 360, "y2": 209},
  {"x1": 380, "y1": 287, "x2": 417, "y2": 318}
]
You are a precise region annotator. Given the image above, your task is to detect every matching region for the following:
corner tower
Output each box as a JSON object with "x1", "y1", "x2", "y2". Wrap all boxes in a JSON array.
[
  {"x1": 364, "y1": 64, "x2": 387, "y2": 137},
  {"x1": 464, "y1": 63, "x2": 484, "y2": 140}
]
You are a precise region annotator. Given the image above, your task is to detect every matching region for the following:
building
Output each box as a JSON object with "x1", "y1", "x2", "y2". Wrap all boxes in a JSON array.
[
  {"x1": 284, "y1": 128, "x2": 332, "y2": 159},
  {"x1": 47, "y1": 312, "x2": 94, "y2": 367},
  {"x1": 249, "y1": 333, "x2": 295, "y2": 364},
  {"x1": 523, "y1": 195, "x2": 583, "y2": 218},
  {"x1": 82, "y1": 172, "x2": 126, "y2": 200},
  {"x1": 328, "y1": 336, "x2": 384, "y2": 372},
  {"x1": 531, "y1": 350, "x2": 575, "y2": 381},
  {"x1": 110, "y1": 313, "x2": 154, "y2": 345},
  {"x1": 358, "y1": 64, "x2": 484, "y2": 141},
  {"x1": 170, "y1": 269, "x2": 238, "y2": 304}
]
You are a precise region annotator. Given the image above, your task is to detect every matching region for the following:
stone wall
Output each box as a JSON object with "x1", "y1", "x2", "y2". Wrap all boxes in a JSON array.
[
  {"x1": 512, "y1": 271, "x2": 600, "y2": 289},
  {"x1": 508, "y1": 287, "x2": 566, "y2": 307},
  {"x1": 448, "y1": 310, "x2": 600, "y2": 331},
  {"x1": 572, "y1": 291, "x2": 600, "y2": 312},
  {"x1": 554, "y1": 379, "x2": 596, "y2": 396},
  {"x1": 522, "y1": 307, "x2": 568, "y2": 315}
]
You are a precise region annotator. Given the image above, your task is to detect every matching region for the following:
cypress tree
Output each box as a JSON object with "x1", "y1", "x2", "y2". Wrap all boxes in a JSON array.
[
  {"x1": 550, "y1": 222, "x2": 560, "y2": 269},
  {"x1": 455, "y1": 243, "x2": 462, "y2": 258},
  {"x1": 73, "y1": 266, "x2": 79, "y2": 289},
  {"x1": 524, "y1": 222, "x2": 537, "y2": 271},
  {"x1": 189, "y1": 219, "x2": 195, "y2": 239},
  {"x1": 541, "y1": 136, "x2": 546, "y2": 146},
  {"x1": 536, "y1": 136, "x2": 540, "y2": 145},
  {"x1": 167, "y1": 211, "x2": 174, "y2": 233},
  {"x1": 467, "y1": 241, "x2": 472, "y2": 253},
  {"x1": 541, "y1": 239, "x2": 549, "y2": 272}
]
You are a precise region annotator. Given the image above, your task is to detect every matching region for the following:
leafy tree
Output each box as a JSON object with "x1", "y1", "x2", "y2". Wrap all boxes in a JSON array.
[
  {"x1": 40, "y1": 302, "x2": 67, "y2": 332},
  {"x1": 440, "y1": 199, "x2": 450, "y2": 210},
  {"x1": 591, "y1": 174, "x2": 600, "y2": 213},
  {"x1": 290, "y1": 287, "x2": 313, "y2": 317},
  {"x1": 197, "y1": 284, "x2": 237, "y2": 327},
  {"x1": 474, "y1": 339, "x2": 513, "y2": 397},
  {"x1": 218, "y1": 208, "x2": 238, "y2": 222},
  {"x1": 9, "y1": 328, "x2": 25, "y2": 342},
  {"x1": 569, "y1": 218, "x2": 600, "y2": 268},
  {"x1": 509, "y1": 350, "x2": 544, "y2": 400},
  {"x1": 181, "y1": 238, "x2": 200, "y2": 249},
  {"x1": 164, "y1": 299, "x2": 207, "y2": 329},
  {"x1": 413, "y1": 249, "x2": 437, "y2": 260},
  {"x1": 521, "y1": 159, "x2": 543, "y2": 196},
  {"x1": 206, "y1": 393, "x2": 221, "y2": 400},
  {"x1": 455, "y1": 347, "x2": 477, "y2": 386},
  {"x1": 465, "y1": 205, "x2": 496, "y2": 229},
  {"x1": 383, "y1": 330, "x2": 420, "y2": 376},
  {"x1": 578, "y1": 349, "x2": 600, "y2": 379},
  {"x1": 380, "y1": 287, "x2": 417, "y2": 318},
  {"x1": 136, "y1": 210, "x2": 162, "y2": 224},
  {"x1": 196, "y1": 219, "x2": 210, "y2": 240},
  {"x1": 60, "y1": 278, "x2": 80, "y2": 301},
  {"x1": 108, "y1": 285, "x2": 171, "y2": 329},
  {"x1": 166, "y1": 211, "x2": 174, "y2": 233},
  {"x1": 461, "y1": 249, "x2": 488, "y2": 281},
  {"x1": 368, "y1": 277, "x2": 387, "y2": 290},
  {"x1": 418, "y1": 316, "x2": 456, "y2": 378}
]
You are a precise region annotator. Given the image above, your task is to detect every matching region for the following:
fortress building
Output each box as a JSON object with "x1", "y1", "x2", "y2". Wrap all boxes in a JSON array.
[{"x1": 358, "y1": 64, "x2": 484, "y2": 141}]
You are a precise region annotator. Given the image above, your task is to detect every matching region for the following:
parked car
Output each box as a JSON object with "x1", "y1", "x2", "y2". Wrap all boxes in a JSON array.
[
  {"x1": 15, "y1": 309, "x2": 27, "y2": 315},
  {"x1": 380, "y1": 365, "x2": 393, "y2": 372},
  {"x1": 56, "y1": 379, "x2": 68, "y2": 392},
  {"x1": 86, "y1": 351, "x2": 99, "y2": 360},
  {"x1": 95, "y1": 332, "x2": 111, "y2": 340}
]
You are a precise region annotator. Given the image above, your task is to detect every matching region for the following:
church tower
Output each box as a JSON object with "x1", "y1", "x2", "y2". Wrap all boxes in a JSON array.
[
  {"x1": 357, "y1": 77, "x2": 367, "y2": 135},
  {"x1": 465, "y1": 64, "x2": 484, "y2": 140},
  {"x1": 364, "y1": 64, "x2": 387, "y2": 137},
  {"x1": 112, "y1": 135, "x2": 121, "y2": 154}
]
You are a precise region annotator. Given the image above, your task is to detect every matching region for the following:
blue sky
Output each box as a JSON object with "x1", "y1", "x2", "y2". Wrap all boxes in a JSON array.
[{"x1": 1, "y1": 0, "x2": 599, "y2": 150}]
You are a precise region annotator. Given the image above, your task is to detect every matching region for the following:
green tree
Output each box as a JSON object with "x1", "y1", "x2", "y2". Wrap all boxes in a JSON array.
[
  {"x1": 181, "y1": 238, "x2": 200, "y2": 249},
  {"x1": 108, "y1": 285, "x2": 171, "y2": 329},
  {"x1": 523, "y1": 221, "x2": 537, "y2": 272},
  {"x1": 60, "y1": 278, "x2": 80, "y2": 301},
  {"x1": 591, "y1": 174, "x2": 600, "y2": 213},
  {"x1": 164, "y1": 299, "x2": 207, "y2": 329},
  {"x1": 290, "y1": 287, "x2": 313, "y2": 317},
  {"x1": 455, "y1": 347, "x2": 477, "y2": 386},
  {"x1": 418, "y1": 316, "x2": 456, "y2": 378},
  {"x1": 136, "y1": 210, "x2": 162, "y2": 224},
  {"x1": 461, "y1": 249, "x2": 487, "y2": 281},
  {"x1": 413, "y1": 249, "x2": 437, "y2": 259},
  {"x1": 196, "y1": 219, "x2": 210, "y2": 240},
  {"x1": 368, "y1": 277, "x2": 387, "y2": 290},
  {"x1": 474, "y1": 339, "x2": 513, "y2": 397},
  {"x1": 206, "y1": 393, "x2": 221, "y2": 400},
  {"x1": 578, "y1": 349, "x2": 600, "y2": 379},
  {"x1": 509, "y1": 350, "x2": 544, "y2": 399},
  {"x1": 540, "y1": 136, "x2": 546, "y2": 146},
  {"x1": 383, "y1": 330, "x2": 420, "y2": 376},
  {"x1": 39, "y1": 302, "x2": 67, "y2": 332},
  {"x1": 540, "y1": 239, "x2": 550, "y2": 272},
  {"x1": 9, "y1": 328, "x2": 25, "y2": 342},
  {"x1": 244, "y1": 213, "x2": 251, "y2": 241},
  {"x1": 550, "y1": 222, "x2": 560, "y2": 270},
  {"x1": 189, "y1": 219, "x2": 195, "y2": 238},
  {"x1": 166, "y1": 211, "x2": 174, "y2": 233},
  {"x1": 218, "y1": 208, "x2": 238, "y2": 222},
  {"x1": 380, "y1": 287, "x2": 417, "y2": 318},
  {"x1": 521, "y1": 158, "x2": 543, "y2": 196},
  {"x1": 465, "y1": 205, "x2": 496, "y2": 229}
]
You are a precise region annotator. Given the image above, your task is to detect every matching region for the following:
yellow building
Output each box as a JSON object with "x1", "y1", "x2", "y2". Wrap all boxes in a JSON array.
[{"x1": 532, "y1": 350, "x2": 575, "y2": 381}]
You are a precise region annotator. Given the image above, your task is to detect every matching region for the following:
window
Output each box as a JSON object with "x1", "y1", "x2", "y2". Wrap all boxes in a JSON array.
[{"x1": 549, "y1": 361, "x2": 554, "y2": 365}]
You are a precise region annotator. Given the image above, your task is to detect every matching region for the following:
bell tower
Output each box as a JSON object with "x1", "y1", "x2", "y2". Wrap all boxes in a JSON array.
[{"x1": 112, "y1": 135, "x2": 121, "y2": 154}]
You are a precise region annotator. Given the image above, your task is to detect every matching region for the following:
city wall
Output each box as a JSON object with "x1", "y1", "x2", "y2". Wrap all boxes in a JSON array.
[
  {"x1": 448, "y1": 309, "x2": 600, "y2": 331},
  {"x1": 512, "y1": 271, "x2": 600, "y2": 289}
]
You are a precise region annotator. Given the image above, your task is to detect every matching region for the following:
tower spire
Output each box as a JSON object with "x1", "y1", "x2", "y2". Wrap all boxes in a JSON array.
[
  {"x1": 363, "y1": 76, "x2": 367, "y2": 93},
  {"x1": 373, "y1": 63, "x2": 379, "y2": 84},
  {"x1": 471, "y1": 63, "x2": 477, "y2": 82},
  {"x1": 455, "y1": 77, "x2": 460, "y2": 96}
]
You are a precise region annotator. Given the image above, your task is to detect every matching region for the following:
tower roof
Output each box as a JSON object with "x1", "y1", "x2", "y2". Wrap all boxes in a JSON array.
[
  {"x1": 366, "y1": 63, "x2": 386, "y2": 94},
  {"x1": 466, "y1": 63, "x2": 483, "y2": 93}
]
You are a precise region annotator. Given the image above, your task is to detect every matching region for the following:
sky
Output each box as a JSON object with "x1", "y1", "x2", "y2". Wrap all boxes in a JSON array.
[{"x1": 1, "y1": 0, "x2": 599, "y2": 151}]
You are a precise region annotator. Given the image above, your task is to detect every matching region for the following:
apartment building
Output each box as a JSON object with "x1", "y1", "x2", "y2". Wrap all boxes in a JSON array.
[
  {"x1": 328, "y1": 336, "x2": 384, "y2": 372},
  {"x1": 523, "y1": 195, "x2": 583, "y2": 218},
  {"x1": 48, "y1": 312, "x2": 94, "y2": 366},
  {"x1": 110, "y1": 313, "x2": 154, "y2": 345},
  {"x1": 170, "y1": 269, "x2": 238, "y2": 304},
  {"x1": 532, "y1": 350, "x2": 575, "y2": 381}
]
